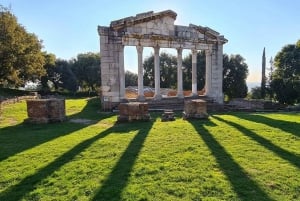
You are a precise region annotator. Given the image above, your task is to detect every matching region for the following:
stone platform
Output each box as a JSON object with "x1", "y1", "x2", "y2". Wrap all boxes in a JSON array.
[
  {"x1": 26, "y1": 99, "x2": 66, "y2": 123},
  {"x1": 117, "y1": 102, "x2": 150, "y2": 122},
  {"x1": 183, "y1": 99, "x2": 208, "y2": 119}
]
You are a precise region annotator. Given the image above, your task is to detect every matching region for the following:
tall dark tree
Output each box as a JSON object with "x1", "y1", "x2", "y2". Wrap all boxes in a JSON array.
[
  {"x1": 125, "y1": 70, "x2": 138, "y2": 87},
  {"x1": 143, "y1": 52, "x2": 177, "y2": 88},
  {"x1": 261, "y1": 47, "x2": 266, "y2": 99},
  {"x1": 223, "y1": 54, "x2": 248, "y2": 99},
  {"x1": 270, "y1": 40, "x2": 300, "y2": 104},
  {"x1": 55, "y1": 59, "x2": 78, "y2": 93},
  {"x1": 40, "y1": 52, "x2": 56, "y2": 92},
  {"x1": 0, "y1": 6, "x2": 45, "y2": 87},
  {"x1": 72, "y1": 52, "x2": 100, "y2": 92},
  {"x1": 143, "y1": 54, "x2": 154, "y2": 87},
  {"x1": 182, "y1": 51, "x2": 206, "y2": 90}
]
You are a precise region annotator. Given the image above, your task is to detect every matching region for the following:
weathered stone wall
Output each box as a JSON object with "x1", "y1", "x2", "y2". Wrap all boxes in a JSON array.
[
  {"x1": 0, "y1": 95, "x2": 38, "y2": 106},
  {"x1": 26, "y1": 99, "x2": 66, "y2": 123},
  {"x1": 228, "y1": 99, "x2": 285, "y2": 110}
]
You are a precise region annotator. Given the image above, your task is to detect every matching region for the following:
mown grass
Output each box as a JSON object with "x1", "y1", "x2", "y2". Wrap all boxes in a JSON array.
[{"x1": 0, "y1": 98, "x2": 300, "y2": 201}]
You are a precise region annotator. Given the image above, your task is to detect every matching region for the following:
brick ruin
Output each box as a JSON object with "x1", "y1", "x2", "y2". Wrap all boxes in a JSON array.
[{"x1": 26, "y1": 99, "x2": 66, "y2": 124}]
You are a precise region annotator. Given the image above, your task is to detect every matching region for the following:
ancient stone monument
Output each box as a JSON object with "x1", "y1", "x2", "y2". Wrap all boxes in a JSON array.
[
  {"x1": 98, "y1": 10, "x2": 227, "y2": 109},
  {"x1": 26, "y1": 99, "x2": 66, "y2": 123},
  {"x1": 117, "y1": 102, "x2": 150, "y2": 122},
  {"x1": 183, "y1": 99, "x2": 208, "y2": 119}
]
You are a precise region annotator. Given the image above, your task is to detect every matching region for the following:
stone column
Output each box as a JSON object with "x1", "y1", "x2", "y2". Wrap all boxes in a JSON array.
[
  {"x1": 205, "y1": 50, "x2": 212, "y2": 96},
  {"x1": 216, "y1": 42, "x2": 224, "y2": 103},
  {"x1": 192, "y1": 49, "x2": 198, "y2": 96},
  {"x1": 119, "y1": 45, "x2": 125, "y2": 100},
  {"x1": 154, "y1": 46, "x2": 161, "y2": 100},
  {"x1": 176, "y1": 48, "x2": 184, "y2": 98},
  {"x1": 137, "y1": 45, "x2": 145, "y2": 101}
]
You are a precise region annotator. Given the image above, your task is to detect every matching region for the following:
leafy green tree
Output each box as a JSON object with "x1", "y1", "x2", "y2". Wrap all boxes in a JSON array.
[
  {"x1": 143, "y1": 54, "x2": 154, "y2": 87},
  {"x1": 270, "y1": 78, "x2": 298, "y2": 104},
  {"x1": 55, "y1": 59, "x2": 78, "y2": 93},
  {"x1": 223, "y1": 54, "x2": 248, "y2": 99},
  {"x1": 0, "y1": 6, "x2": 45, "y2": 87},
  {"x1": 249, "y1": 86, "x2": 262, "y2": 99},
  {"x1": 41, "y1": 52, "x2": 56, "y2": 92},
  {"x1": 125, "y1": 70, "x2": 137, "y2": 87},
  {"x1": 143, "y1": 52, "x2": 177, "y2": 88},
  {"x1": 71, "y1": 52, "x2": 100, "y2": 92},
  {"x1": 270, "y1": 40, "x2": 300, "y2": 104}
]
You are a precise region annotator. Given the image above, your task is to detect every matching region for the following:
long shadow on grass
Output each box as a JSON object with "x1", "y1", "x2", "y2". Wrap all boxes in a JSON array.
[
  {"x1": 233, "y1": 113, "x2": 300, "y2": 138},
  {"x1": 213, "y1": 115, "x2": 300, "y2": 169},
  {"x1": 189, "y1": 118, "x2": 273, "y2": 201},
  {"x1": 92, "y1": 119, "x2": 155, "y2": 201},
  {"x1": 0, "y1": 119, "x2": 143, "y2": 201},
  {"x1": 0, "y1": 98, "x2": 109, "y2": 162}
]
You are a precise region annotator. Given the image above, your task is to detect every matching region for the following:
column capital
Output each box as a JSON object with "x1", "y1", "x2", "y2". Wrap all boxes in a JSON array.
[
  {"x1": 176, "y1": 47, "x2": 183, "y2": 53},
  {"x1": 153, "y1": 45, "x2": 160, "y2": 53},
  {"x1": 136, "y1": 45, "x2": 143, "y2": 53},
  {"x1": 191, "y1": 49, "x2": 198, "y2": 54},
  {"x1": 205, "y1": 49, "x2": 212, "y2": 56}
]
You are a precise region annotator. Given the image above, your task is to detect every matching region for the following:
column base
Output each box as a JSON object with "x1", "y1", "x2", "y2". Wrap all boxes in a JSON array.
[
  {"x1": 177, "y1": 93, "x2": 184, "y2": 99},
  {"x1": 154, "y1": 94, "x2": 162, "y2": 100},
  {"x1": 137, "y1": 95, "x2": 146, "y2": 101},
  {"x1": 120, "y1": 97, "x2": 128, "y2": 103},
  {"x1": 191, "y1": 93, "x2": 198, "y2": 97}
]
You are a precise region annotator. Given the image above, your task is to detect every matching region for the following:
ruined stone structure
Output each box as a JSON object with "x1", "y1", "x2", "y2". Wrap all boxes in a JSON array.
[
  {"x1": 26, "y1": 99, "x2": 66, "y2": 123},
  {"x1": 183, "y1": 99, "x2": 208, "y2": 119},
  {"x1": 98, "y1": 10, "x2": 227, "y2": 109},
  {"x1": 117, "y1": 102, "x2": 150, "y2": 122}
]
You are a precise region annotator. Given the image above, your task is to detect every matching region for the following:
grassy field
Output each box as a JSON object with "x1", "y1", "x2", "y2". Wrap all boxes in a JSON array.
[{"x1": 0, "y1": 98, "x2": 299, "y2": 201}]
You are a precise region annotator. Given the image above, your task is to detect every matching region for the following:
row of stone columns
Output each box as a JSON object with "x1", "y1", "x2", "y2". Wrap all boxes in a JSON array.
[{"x1": 123, "y1": 46, "x2": 213, "y2": 101}]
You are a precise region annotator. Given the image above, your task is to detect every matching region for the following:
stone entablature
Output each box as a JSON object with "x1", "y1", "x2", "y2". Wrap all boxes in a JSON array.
[{"x1": 98, "y1": 10, "x2": 227, "y2": 109}]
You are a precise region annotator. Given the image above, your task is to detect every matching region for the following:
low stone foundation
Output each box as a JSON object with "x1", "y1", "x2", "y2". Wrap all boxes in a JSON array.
[
  {"x1": 183, "y1": 99, "x2": 208, "y2": 119},
  {"x1": 26, "y1": 99, "x2": 66, "y2": 123},
  {"x1": 117, "y1": 102, "x2": 150, "y2": 122}
]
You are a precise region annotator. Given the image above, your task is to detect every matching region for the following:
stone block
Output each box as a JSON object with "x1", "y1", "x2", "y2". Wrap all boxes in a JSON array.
[
  {"x1": 26, "y1": 99, "x2": 49, "y2": 123},
  {"x1": 183, "y1": 99, "x2": 208, "y2": 119},
  {"x1": 48, "y1": 99, "x2": 66, "y2": 122},
  {"x1": 117, "y1": 102, "x2": 150, "y2": 122},
  {"x1": 26, "y1": 99, "x2": 66, "y2": 124}
]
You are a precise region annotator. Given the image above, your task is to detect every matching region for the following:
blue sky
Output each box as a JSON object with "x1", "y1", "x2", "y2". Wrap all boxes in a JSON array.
[{"x1": 2, "y1": 0, "x2": 300, "y2": 83}]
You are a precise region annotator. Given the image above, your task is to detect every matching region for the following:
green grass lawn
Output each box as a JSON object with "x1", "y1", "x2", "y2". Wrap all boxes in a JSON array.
[{"x1": 0, "y1": 98, "x2": 300, "y2": 201}]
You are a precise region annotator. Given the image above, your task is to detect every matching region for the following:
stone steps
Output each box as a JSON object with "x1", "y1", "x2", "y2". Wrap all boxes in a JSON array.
[{"x1": 127, "y1": 96, "x2": 221, "y2": 111}]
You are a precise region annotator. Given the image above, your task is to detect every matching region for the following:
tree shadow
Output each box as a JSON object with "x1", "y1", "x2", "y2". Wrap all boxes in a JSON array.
[
  {"x1": 233, "y1": 113, "x2": 300, "y2": 138},
  {"x1": 213, "y1": 115, "x2": 300, "y2": 169},
  {"x1": 0, "y1": 98, "x2": 113, "y2": 162},
  {"x1": 188, "y1": 118, "x2": 274, "y2": 201},
  {"x1": 92, "y1": 119, "x2": 155, "y2": 201},
  {"x1": 0, "y1": 117, "x2": 146, "y2": 201}
]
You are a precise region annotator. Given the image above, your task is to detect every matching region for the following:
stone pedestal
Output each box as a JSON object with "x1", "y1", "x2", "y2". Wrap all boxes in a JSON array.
[
  {"x1": 26, "y1": 99, "x2": 66, "y2": 123},
  {"x1": 117, "y1": 102, "x2": 150, "y2": 122},
  {"x1": 183, "y1": 99, "x2": 208, "y2": 119},
  {"x1": 161, "y1": 110, "x2": 175, "y2": 121}
]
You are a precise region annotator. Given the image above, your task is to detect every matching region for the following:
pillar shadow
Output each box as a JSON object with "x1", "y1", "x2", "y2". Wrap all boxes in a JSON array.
[
  {"x1": 92, "y1": 119, "x2": 155, "y2": 201},
  {"x1": 0, "y1": 120, "x2": 140, "y2": 201},
  {"x1": 188, "y1": 119, "x2": 273, "y2": 201},
  {"x1": 213, "y1": 115, "x2": 300, "y2": 169},
  {"x1": 233, "y1": 113, "x2": 300, "y2": 138},
  {"x1": 0, "y1": 98, "x2": 111, "y2": 162}
]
